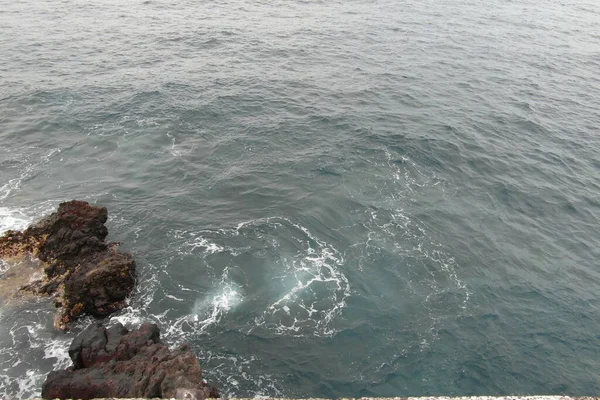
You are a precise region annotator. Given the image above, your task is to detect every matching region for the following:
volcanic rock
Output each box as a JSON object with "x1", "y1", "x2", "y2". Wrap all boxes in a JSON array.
[
  {"x1": 0, "y1": 200, "x2": 136, "y2": 329},
  {"x1": 41, "y1": 322, "x2": 220, "y2": 399}
]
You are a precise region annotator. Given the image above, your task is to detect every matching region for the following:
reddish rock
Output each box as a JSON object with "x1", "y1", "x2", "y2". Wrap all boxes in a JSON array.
[
  {"x1": 41, "y1": 322, "x2": 220, "y2": 399},
  {"x1": 0, "y1": 200, "x2": 136, "y2": 329}
]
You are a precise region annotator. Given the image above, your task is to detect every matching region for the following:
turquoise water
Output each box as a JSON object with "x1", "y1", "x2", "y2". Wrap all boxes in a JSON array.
[{"x1": 1, "y1": 0, "x2": 600, "y2": 397}]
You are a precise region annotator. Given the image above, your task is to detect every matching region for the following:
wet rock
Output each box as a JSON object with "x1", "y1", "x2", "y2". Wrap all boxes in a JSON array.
[
  {"x1": 0, "y1": 200, "x2": 136, "y2": 329},
  {"x1": 41, "y1": 322, "x2": 220, "y2": 399}
]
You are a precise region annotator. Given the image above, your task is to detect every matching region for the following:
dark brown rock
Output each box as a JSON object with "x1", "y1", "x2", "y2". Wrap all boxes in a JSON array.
[
  {"x1": 42, "y1": 322, "x2": 220, "y2": 399},
  {"x1": 0, "y1": 200, "x2": 136, "y2": 329}
]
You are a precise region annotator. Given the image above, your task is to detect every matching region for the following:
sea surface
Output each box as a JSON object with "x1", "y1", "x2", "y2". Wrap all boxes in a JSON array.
[{"x1": 1, "y1": 0, "x2": 600, "y2": 397}]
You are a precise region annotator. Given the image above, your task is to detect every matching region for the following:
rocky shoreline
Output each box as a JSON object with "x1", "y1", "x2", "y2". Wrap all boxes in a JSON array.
[
  {"x1": 0, "y1": 201, "x2": 219, "y2": 399},
  {"x1": 0, "y1": 200, "x2": 135, "y2": 330},
  {"x1": 43, "y1": 322, "x2": 219, "y2": 399}
]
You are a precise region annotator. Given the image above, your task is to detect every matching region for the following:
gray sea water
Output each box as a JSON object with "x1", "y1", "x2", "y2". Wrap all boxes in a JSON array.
[{"x1": 1, "y1": 0, "x2": 600, "y2": 397}]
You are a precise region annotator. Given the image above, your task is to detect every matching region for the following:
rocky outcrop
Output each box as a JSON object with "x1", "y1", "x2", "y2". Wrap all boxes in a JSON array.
[
  {"x1": 0, "y1": 200, "x2": 135, "y2": 329},
  {"x1": 42, "y1": 322, "x2": 220, "y2": 399}
]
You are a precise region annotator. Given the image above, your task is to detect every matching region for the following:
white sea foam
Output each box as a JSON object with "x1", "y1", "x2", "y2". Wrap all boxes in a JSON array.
[
  {"x1": 268, "y1": 219, "x2": 349, "y2": 337},
  {"x1": 169, "y1": 216, "x2": 351, "y2": 337},
  {"x1": 158, "y1": 268, "x2": 244, "y2": 344},
  {"x1": 0, "y1": 259, "x2": 9, "y2": 275},
  {"x1": 166, "y1": 132, "x2": 198, "y2": 157},
  {"x1": 170, "y1": 230, "x2": 228, "y2": 256},
  {"x1": 257, "y1": 243, "x2": 350, "y2": 337},
  {"x1": 104, "y1": 216, "x2": 352, "y2": 395},
  {"x1": 165, "y1": 294, "x2": 185, "y2": 301},
  {"x1": 0, "y1": 199, "x2": 60, "y2": 237},
  {"x1": 43, "y1": 338, "x2": 71, "y2": 370},
  {"x1": 0, "y1": 298, "x2": 76, "y2": 399},
  {"x1": 108, "y1": 261, "x2": 165, "y2": 329},
  {"x1": 14, "y1": 370, "x2": 38, "y2": 399},
  {"x1": 0, "y1": 207, "x2": 31, "y2": 235},
  {"x1": 189, "y1": 270, "x2": 243, "y2": 328}
]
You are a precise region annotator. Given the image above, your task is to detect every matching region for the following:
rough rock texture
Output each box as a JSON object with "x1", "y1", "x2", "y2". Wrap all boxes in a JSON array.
[
  {"x1": 0, "y1": 200, "x2": 135, "y2": 329},
  {"x1": 42, "y1": 322, "x2": 220, "y2": 399}
]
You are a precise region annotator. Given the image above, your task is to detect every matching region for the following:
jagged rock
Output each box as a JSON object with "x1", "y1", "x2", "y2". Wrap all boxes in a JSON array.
[
  {"x1": 0, "y1": 200, "x2": 136, "y2": 329},
  {"x1": 41, "y1": 322, "x2": 220, "y2": 399}
]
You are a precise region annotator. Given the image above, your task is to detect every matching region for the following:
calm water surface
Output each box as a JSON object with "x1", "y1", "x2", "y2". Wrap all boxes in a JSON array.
[{"x1": 1, "y1": 0, "x2": 600, "y2": 397}]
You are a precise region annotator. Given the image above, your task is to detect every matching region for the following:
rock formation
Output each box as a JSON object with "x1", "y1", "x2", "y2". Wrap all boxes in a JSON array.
[
  {"x1": 2, "y1": 201, "x2": 221, "y2": 398},
  {"x1": 0, "y1": 200, "x2": 135, "y2": 329},
  {"x1": 41, "y1": 322, "x2": 220, "y2": 399}
]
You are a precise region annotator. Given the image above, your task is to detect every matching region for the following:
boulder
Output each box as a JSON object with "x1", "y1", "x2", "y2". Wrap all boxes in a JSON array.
[
  {"x1": 41, "y1": 322, "x2": 220, "y2": 399},
  {"x1": 0, "y1": 200, "x2": 136, "y2": 329}
]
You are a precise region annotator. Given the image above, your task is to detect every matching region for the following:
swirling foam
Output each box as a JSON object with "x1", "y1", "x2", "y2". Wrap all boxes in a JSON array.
[
  {"x1": 250, "y1": 219, "x2": 350, "y2": 337},
  {"x1": 170, "y1": 217, "x2": 350, "y2": 337},
  {"x1": 108, "y1": 216, "x2": 350, "y2": 396}
]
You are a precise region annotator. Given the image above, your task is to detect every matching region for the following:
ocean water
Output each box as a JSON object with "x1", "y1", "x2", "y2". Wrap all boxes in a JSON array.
[{"x1": 1, "y1": 0, "x2": 600, "y2": 397}]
